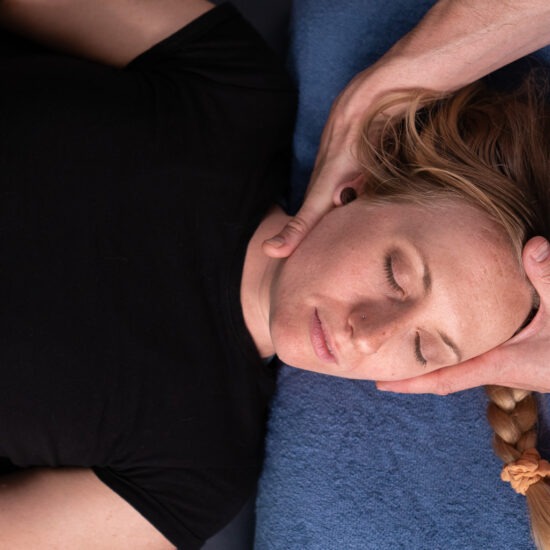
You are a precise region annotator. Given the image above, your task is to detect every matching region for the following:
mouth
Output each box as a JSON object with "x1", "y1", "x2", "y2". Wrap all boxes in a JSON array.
[{"x1": 310, "y1": 309, "x2": 337, "y2": 364}]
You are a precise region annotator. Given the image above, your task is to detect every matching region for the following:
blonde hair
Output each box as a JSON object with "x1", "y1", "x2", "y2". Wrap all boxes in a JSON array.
[{"x1": 357, "y1": 71, "x2": 550, "y2": 548}]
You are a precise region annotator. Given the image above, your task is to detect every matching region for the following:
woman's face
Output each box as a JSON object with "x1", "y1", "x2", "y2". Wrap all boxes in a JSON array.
[{"x1": 268, "y1": 200, "x2": 534, "y2": 380}]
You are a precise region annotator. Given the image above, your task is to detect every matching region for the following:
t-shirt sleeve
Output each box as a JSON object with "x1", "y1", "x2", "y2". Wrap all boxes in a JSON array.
[
  {"x1": 127, "y1": 2, "x2": 292, "y2": 92},
  {"x1": 94, "y1": 464, "x2": 259, "y2": 549}
]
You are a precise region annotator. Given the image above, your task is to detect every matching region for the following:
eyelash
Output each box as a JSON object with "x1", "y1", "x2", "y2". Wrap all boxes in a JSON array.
[
  {"x1": 384, "y1": 255, "x2": 404, "y2": 294},
  {"x1": 415, "y1": 332, "x2": 427, "y2": 367}
]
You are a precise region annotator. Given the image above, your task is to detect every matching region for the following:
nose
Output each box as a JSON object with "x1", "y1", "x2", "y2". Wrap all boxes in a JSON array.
[{"x1": 348, "y1": 302, "x2": 409, "y2": 355}]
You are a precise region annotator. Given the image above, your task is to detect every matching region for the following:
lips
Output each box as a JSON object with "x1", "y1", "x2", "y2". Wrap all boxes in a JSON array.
[{"x1": 310, "y1": 309, "x2": 336, "y2": 363}]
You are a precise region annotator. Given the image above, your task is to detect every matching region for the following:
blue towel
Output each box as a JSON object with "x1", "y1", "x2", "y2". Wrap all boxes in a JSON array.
[{"x1": 255, "y1": 1, "x2": 550, "y2": 548}]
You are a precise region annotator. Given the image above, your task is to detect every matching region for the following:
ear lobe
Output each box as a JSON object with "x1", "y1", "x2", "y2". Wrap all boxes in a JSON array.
[{"x1": 332, "y1": 174, "x2": 365, "y2": 206}]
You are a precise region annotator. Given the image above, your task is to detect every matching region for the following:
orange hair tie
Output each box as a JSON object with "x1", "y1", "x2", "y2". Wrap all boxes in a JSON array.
[{"x1": 501, "y1": 448, "x2": 550, "y2": 495}]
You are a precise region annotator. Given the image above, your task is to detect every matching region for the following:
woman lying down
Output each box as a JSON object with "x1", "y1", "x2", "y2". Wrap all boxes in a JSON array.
[{"x1": 1, "y1": 0, "x2": 550, "y2": 548}]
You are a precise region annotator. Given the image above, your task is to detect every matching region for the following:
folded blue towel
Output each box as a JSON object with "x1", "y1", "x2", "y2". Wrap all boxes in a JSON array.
[
  {"x1": 257, "y1": 369, "x2": 539, "y2": 549},
  {"x1": 255, "y1": 1, "x2": 550, "y2": 548}
]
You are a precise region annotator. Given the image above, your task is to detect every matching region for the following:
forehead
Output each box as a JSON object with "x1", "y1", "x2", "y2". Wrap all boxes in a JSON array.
[{"x1": 361, "y1": 199, "x2": 514, "y2": 255}]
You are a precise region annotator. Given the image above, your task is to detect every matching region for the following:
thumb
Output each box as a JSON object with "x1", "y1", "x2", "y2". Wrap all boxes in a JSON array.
[
  {"x1": 523, "y1": 236, "x2": 550, "y2": 299},
  {"x1": 262, "y1": 192, "x2": 333, "y2": 259}
]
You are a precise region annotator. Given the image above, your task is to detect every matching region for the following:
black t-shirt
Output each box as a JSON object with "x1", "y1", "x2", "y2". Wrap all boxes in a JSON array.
[{"x1": 0, "y1": 4, "x2": 295, "y2": 547}]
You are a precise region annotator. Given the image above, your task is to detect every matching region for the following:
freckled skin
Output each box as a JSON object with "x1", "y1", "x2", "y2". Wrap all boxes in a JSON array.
[{"x1": 268, "y1": 200, "x2": 533, "y2": 381}]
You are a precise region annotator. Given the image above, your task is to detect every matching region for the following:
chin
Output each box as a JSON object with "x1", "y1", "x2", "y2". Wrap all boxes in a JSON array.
[
  {"x1": 274, "y1": 348, "x2": 341, "y2": 377},
  {"x1": 272, "y1": 346, "x2": 302, "y2": 370}
]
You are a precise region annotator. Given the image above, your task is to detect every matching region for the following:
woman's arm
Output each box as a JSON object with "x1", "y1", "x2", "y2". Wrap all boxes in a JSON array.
[
  {"x1": 0, "y1": 468, "x2": 174, "y2": 549},
  {"x1": 0, "y1": 0, "x2": 213, "y2": 66},
  {"x1": 263, "y1": 0, "x2": 550, "y2": 257}
]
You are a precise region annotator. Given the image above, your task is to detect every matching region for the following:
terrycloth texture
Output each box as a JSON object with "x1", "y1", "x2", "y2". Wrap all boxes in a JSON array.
[
  {"x1": 255, "y1": 1, "x2": 550, "y2": 548},
  {"x1": 256, "y1": 369, "x2": 541, "y2": 549}
]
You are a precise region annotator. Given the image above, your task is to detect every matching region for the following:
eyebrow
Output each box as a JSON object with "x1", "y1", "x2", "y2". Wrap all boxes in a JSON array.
[
  {"x1": 419, "y1": 251, "x2": 462, "y2": 363},
  {"x1": 438, "y1": 330, "x2": 462, "y2": 363}
]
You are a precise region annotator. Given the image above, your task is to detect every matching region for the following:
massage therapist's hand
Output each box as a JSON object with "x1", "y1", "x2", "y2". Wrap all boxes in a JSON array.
[
  {"x1": 263, "y1": 0, "x2": 550, "y2": 259},
  {"x1": 377, "y1": 237, "x2": 550, "y2": 395},
  {"x1": 262, "y1": 54, "x2": 419, "y2": 259},
  {"x1": 262, "y1": 59, "x2": 414, "y2": 259}
]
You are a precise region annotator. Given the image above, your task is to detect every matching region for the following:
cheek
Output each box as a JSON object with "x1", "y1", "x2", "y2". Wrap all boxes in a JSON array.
[
  {"x1": 480, "y1": 297, "x2": 532, "y2": 349},
  {"x1": 268, "y1": 301, "x2": 309, "y2": 367},
  {"x1": 450, "y1": 284, "x2": 531, "y2": 362},
  {"x1": 278, "y1": 247, "x2": 373, "y2": 303}
]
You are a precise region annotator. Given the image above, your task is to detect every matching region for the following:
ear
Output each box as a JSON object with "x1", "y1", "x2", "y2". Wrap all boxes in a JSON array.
[{"x1": 332, "y1": 174, "x2": 365, "y2": 206}]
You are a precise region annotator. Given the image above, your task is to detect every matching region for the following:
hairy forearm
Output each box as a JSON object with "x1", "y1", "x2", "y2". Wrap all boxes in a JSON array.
[
  {"x1": 0, "y1": 0, "x2": 213, "y2": 66},
  {"x1": 380, "y1": 0, "x2": 550, "y2": 92}
]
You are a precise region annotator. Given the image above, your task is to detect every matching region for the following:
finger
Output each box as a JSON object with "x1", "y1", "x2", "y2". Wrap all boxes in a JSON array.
[
  {"x1": 376, "y1": 352, "x2": 500, "y2": 395},
  {"x1": 262, "y1": 192, "x2": 333, "y2": 258},
  {"x1": 309, "y1": 143, "x2": 362, "y2": 202},
  {"x1": 263, "y1": 154, "x2": 364, "y2": 259},
  {"x1": 523, "y1": 236, "x2": 550, "y2": 295}
]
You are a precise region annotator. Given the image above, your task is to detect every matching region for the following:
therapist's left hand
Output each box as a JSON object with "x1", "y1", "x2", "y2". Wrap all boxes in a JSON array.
[{"x1": 377, "y1": 236, "x2": 550, "y2": 394}]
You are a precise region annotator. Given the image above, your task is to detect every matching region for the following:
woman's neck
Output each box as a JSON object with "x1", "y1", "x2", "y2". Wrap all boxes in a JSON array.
[{"x1": 240, "y1": 205, "x2": 290, "y2": 358}]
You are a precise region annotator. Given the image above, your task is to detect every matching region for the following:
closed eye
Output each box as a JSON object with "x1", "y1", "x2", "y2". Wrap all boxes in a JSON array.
[{"x1": 384, "y1": 255, "x2": 404, "y2": 295}]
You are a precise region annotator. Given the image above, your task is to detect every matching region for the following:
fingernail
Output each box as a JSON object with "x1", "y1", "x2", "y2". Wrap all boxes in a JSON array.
[
  {"x1": 340, "y1": 187, "x2": 357, "y2": 205},
  {"x1": 532, "y1": 240, "x2": 550, "y2": 263},
  {"x1": 264, "y1": 236, "x2": 285, "y2": 249},
  {"x1": 376, "y1": 382, "x2": 390, "y2": 392}
]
